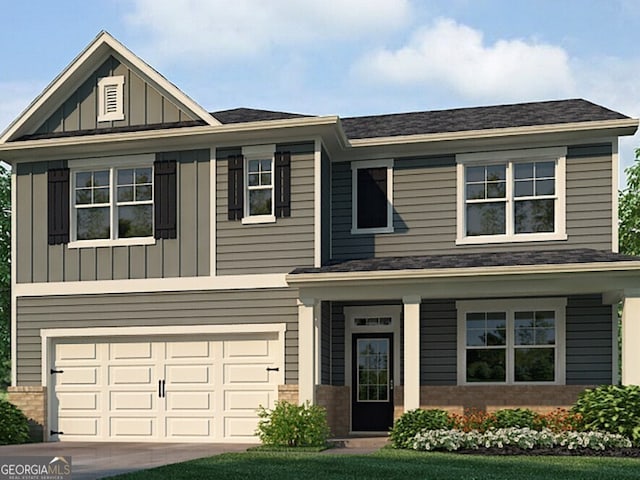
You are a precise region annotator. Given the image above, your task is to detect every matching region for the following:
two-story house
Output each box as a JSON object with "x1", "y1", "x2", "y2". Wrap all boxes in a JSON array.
[{"x1": 2, "y1": 31, "x2": 640, "y2": 443}]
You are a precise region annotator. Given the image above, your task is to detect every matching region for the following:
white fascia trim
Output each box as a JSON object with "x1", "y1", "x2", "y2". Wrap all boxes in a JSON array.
[
  {"x1": 40, "y1": 322, "x2": 287, "y2": 388},
  {"x1": 10, "y1": 170, "x2": 16, "y2": 386},
  {"x1": 314, "y1": 138, "x2": 322, "y2": 267},
  {"x1": 611, "y1": 304, "x2": 620, "y2": 385},
  {"x1": 0, "y1": 117, "x2": 342, "y2": 156},
  {"x1": 348, "y1": 119, "x2": 640, "y2": 148},
  {"x1": 612, "y1": 138, "x2": 620, "y2": 253},
  {"x1": 0, "y1": 31, "x2": 218, "y2": 144},
  {"x1": 286, "y1": 261, "x2": 640, "y2": 285},
  {"x1": 16, "y1": 274, "x2": 288, "y2": 297}
]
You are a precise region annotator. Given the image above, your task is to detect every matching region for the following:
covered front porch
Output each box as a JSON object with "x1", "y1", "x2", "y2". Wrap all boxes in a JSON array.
[{"x1": 286, "y1": 249, "x2": 640, "y2": 435}]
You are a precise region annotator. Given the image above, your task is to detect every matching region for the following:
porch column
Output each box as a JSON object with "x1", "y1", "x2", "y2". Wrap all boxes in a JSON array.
[
  {"x1": 403, "y1": 296, "x2": 421, "y2": 411},
  {"x1": 298, "y1": 297, "x2": 318, "y2": 404},
  {"x1": 622, "y1": 292, "x2": 640, "y2": 385}
]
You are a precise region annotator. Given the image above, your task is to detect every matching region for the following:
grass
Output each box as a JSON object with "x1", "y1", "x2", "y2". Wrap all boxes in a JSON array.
[{"x1": 109, "y1": 448, "x2": 640, "y2": 480}]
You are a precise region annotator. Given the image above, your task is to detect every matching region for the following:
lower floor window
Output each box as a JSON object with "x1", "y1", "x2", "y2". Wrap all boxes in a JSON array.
[{"x1": 457, "y1": 298, "x2": 566, "y2": 384}]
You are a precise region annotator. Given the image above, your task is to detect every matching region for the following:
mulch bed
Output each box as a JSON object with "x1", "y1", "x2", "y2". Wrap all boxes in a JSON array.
[{"x1": 455, "y1": 446, "x2": 640, "y2": 457}]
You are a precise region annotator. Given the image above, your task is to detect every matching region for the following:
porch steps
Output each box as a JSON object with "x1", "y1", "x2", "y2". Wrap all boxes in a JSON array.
[{"x1": 330, "y1": 436, "x2": 390, "y2": 450}]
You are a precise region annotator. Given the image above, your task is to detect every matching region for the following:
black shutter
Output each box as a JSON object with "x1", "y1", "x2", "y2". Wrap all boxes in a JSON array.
[
  {"x1": 227, "y1": 155, "x2": 244, "y2": 220},
  {"x1": 47, "y1": 168, "x2": 70, "y2": 245},
  {"x1": 154, "y1": 159, "x2": 177, "y2": 239},
  {"x1": 275, "y1": 151, "x2": 291, "y2": 218}
]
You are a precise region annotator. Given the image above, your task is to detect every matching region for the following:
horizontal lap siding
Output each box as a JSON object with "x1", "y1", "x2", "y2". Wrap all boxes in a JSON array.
[
  {"x1": 421, "y1": 300, "x2": 457, "y2": 385},
  {"x1": 216, "y1": 150, "x2": 315, "y2": 275},
  {"x1": 565, "y1": 295, "x2": 612, "y2": 385},
  {"x1": 331, "y1": 150, "x2": 613, "y2": 259},
  {"x1": 16, "y1": 288, "x2": 299, "y2": 385},
  {"x1": 15, "y1": 150, "x2": 209, "y2": 283}
]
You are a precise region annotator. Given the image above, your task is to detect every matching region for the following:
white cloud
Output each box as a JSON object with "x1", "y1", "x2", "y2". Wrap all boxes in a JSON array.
[
  {"x1": 354, "y1": 18, "x2": 575, "y2": 102},
  {"x1": 125, "y1": 0, "x2": 411, "y2": 62}
]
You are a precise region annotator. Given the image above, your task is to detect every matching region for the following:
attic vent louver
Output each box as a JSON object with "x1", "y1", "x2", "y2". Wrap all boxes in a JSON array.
[{"x1": 98, "y1": 75, "x2": 125, "y2": 122}]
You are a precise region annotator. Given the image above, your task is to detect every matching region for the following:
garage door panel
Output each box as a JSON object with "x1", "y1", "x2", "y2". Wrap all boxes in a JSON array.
[
  {"x1": 166, "y1": 391, "x2": 212, "y2": 411},
  {"x1": 57, "y1": 392, "x2": 98, "y2": 411},
  {"x1": 165, "y1": 364, "x2": 211, "y2": 384},
  {"x1": 225, "y1": 364, "x2": 271, "y2": 383},
  {"x1": 56, "y1": 343, "x2": 97, "y2": 361},
  {"x1": 57, "y1": 367, "x2": 99, "y2": 386},
  {"x1": 59, "y1": 416, "x2": 99, "y2": 437},
  {"x1": 166, "y1": 417, "x2": 213, "y2": 438},
  {"x1": 224, "y1": 338, "x2": 272, "y2": 357},
  {"x1": 166, "y1": 341, "x2": 210, "y2": 359},
  {"x1": 110, "y1": 417, "x2": 155, "y2": 437},
  {"x1": 224, "y1": 390, "x2": 272, "y2": 411},
  {"x1": 224, "y1": 417, "x2": 260, "y2": 439},
  {"x1": 110, "y1": 391, "x2": 155, "y2": 411},
  {"x1": 110, "y1": 342, "x2": 154, "y2": 360},
  {"x1": 109, "y1": 365, "x2": 154, "y2": 385}
]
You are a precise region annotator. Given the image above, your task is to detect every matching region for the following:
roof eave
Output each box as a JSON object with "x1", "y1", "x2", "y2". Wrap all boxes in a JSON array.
[
  {"x1": 286, "y1": 260, "x2": 640, "y2": 286},
  {"x1": 347, "y1": 118, "x2": 640, "y2": 148}
]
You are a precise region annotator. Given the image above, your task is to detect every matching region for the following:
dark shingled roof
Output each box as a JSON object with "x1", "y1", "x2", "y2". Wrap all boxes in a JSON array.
[
  {"x1": 290, "y1": 249, "x2": 640, "y2": 275},
  {"x1": 341, "y1": 99, "x2": 629, "y2": 139},
  {"x1": 211, "y1": 108, "x2": 313, "y2": 124}
]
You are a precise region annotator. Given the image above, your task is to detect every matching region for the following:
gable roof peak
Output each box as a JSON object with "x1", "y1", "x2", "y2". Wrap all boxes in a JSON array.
[{"x1": 0, "y1": 31, "x2": 219, "y2": 143}]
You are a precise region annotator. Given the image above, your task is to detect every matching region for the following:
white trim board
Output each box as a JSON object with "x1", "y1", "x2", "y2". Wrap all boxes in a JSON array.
[{"x1": 16, "y1": 274, "x2": 288, "y2": 297}]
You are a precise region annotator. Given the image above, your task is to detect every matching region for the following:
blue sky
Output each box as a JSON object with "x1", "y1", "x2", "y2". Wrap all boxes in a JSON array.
[{"x1": 1, "y1": 0, "x2": 640, "y2": 184}]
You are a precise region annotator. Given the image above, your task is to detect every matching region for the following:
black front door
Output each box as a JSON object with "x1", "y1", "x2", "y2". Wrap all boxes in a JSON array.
[{"x1": 351, "y1": 333, "x2": 394, "y2": 431}]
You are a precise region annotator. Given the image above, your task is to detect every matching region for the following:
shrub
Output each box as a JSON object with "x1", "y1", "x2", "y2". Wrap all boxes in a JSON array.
[
  {"x1": 411, "y1": 427, "x2": 632, "y2": 452},
  {"x1": 0, "y1": 399, "x2": 30, "y2": 445},
  {"x1": 256, "y1": 401, "x2": 329, "y2": 447},
  {"x1": 390, "y1": 409, "x2": 454, "y2": 449},
  {"x1": 534, "y1": 409, "x2": 584, "y2": 433},
  {"x1": 572, "y1": 385, "x2": 640, "y2": 445},
  {"x1": 486, "y1": 409, "x2": 537, "y2": 430},
  {"x1": 450, "y1": 409, "x2": 493, "y2": 432}
]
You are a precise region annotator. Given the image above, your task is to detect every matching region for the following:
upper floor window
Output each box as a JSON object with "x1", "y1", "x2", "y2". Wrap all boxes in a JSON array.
[
  {"x1": 456, "y1": 298, "x2": 566, "y2": 385},
  {"x1": 68, "y1": 155, "x2": 155, "y2": 247},
  {"x1": 456, "y1": 147, "x2": 566, "y2": 245},
  {"x1": 351, "y1": 159, "x2": 394, "y2": 234},
  {"x1": 97, "y1": 76, "x2": 125, "y2": 122},
  {"x1": 242, "y1": 144, "x2": 276, "y2": 224}
]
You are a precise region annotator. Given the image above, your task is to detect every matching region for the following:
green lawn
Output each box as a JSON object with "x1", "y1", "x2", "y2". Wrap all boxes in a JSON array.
[{"x1": 110, "y1": 449, "x2": 640, "y2": 480}]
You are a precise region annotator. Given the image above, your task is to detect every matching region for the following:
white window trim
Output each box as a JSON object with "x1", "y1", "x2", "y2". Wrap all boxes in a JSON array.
[
  {"x1": 68, "y1": 154, "x2": 155, "y2": 248},
  {"x1": 242, "y1": 144, "x2": 276, "y2": 225},
  {"x1": 97, "y1": 75, "x2": 125, "y2": 122},
  {"x1": 456, "y1": 297, "x2": 567, "y2": 386},
  {"x1": 351, "y1": 159, "x2": 394, "y2": 234},
  {"x1": 456, "y1": 147, "x2": 567, "y2": 245}
]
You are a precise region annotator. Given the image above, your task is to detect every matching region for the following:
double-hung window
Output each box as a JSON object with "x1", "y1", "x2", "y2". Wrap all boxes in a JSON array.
[
  {"x1": 242, "y1": 144, "x2": 276, "y2": 224},
  {"x1": 351, "y1": 159, "x2": 394, "y2": 234},
  {"x1": 457, "y1": 298, "x2": 566, "y2": 385},
  {"x1": 456, "y1": 147, "x2": 566, "y2": 244},
  {"x1": 70, "y1": 154, "x2": 154, "y2": 246}
]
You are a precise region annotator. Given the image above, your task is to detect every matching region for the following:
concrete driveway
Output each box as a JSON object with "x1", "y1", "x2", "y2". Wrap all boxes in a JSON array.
[{"x1": 0, "y1": 441, "x2": 249, "y2": 479}]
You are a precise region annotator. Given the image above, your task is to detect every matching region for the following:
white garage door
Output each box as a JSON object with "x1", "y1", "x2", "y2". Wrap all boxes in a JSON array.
[{"x1": 49, "y1": 333, "x2": 282, "y2": 442}]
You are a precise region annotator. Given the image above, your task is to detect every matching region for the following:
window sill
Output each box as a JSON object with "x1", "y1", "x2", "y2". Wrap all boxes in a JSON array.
[
  {"x1": 67, "y1": 237, "x2": 156, "y2": 249},
  {"x1": 456, "y1": 232, "x2": 567, "y2": 245},
  {"x1": 459, "y1": 381, "x2": 563, "y2": 386},
  {"x1": 242, "y1": 215, "x2": 277, "y2": 225},
  {"x1": 351, "y1": 226, "x2": 394, "y2": 235}
]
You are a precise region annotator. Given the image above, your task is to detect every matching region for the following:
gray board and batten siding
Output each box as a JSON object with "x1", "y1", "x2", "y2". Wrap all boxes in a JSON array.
[
  {"x1": 326, "y1": 295, "x2": 612, "y2": 388},
  {"x1": 16, "y1": 288, "x2": 299, "y2": 386},
  {"x1": 332, "y1": 145, "x2": 613, "y2": 260},
  {"x1": 16, "y1": 149, "x2": 210, "y2": 283},
  {"x1": 215, "y1": 143, "x2": 316, "y2": 275},
  {"x1": 34, "y1": 56, "x2": 197, "y2": 137}
]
